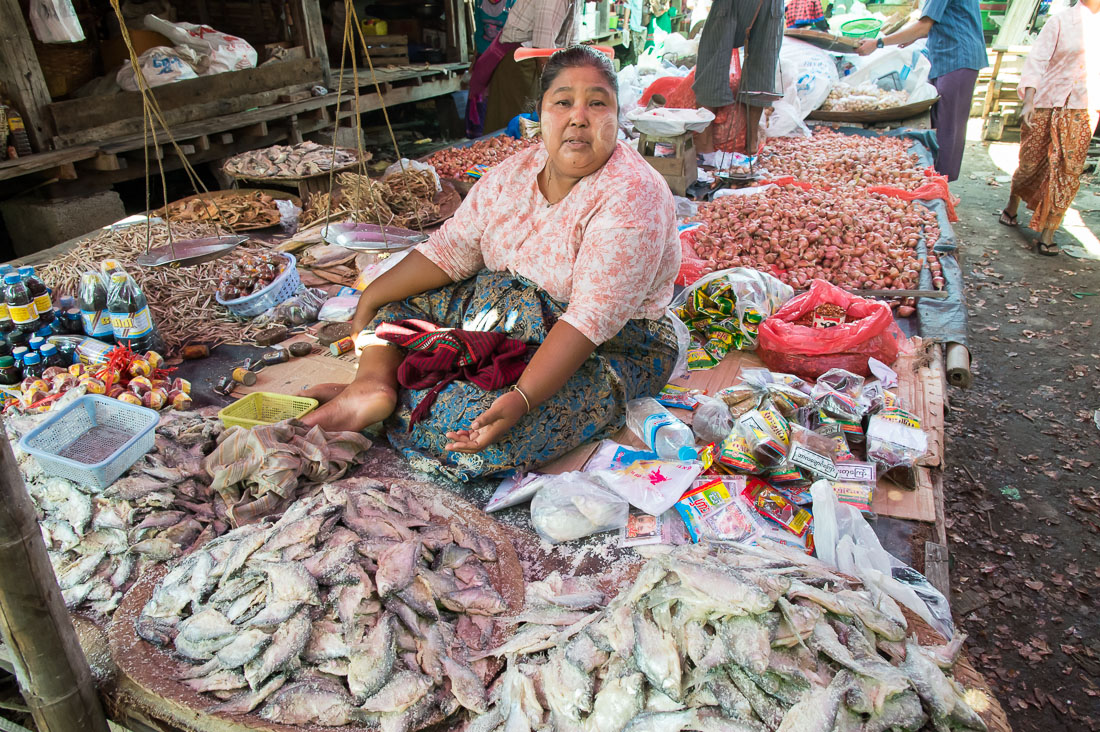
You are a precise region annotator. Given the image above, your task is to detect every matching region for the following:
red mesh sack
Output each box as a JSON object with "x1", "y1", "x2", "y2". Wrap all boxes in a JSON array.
[
  {"x1": 756, "y1": 279, "x2": 906, "y2": 380},
  {"x1": 676, "y1": 226, "x2": 708, "y2": 286},
  {"x1": 664, "y1": 50, "x2": 747, "y2": 153}
]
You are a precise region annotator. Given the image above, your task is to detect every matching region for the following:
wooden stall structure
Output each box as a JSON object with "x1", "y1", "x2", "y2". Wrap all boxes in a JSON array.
[{"x1": 0, "y1": 0, "x2": 472, "y2": 195}]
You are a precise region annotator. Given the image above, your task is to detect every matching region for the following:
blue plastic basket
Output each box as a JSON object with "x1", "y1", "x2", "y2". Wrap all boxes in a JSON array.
[
  {"x1": 215, "y1": 252, "x2": 300, "y2": 318},
  {"x1": 19, "y1": 395, "x2": 159, "y2": 491}
]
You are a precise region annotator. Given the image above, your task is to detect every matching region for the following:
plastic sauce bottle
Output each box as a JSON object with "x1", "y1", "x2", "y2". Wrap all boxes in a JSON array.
[
  {"x1": 626, "y1": 397, "x2": 698, "y2": 461},
  {"x1": 19, "y1": 266, "x2": 52, "y2": 323},
  {"x1": 39, "y1": 343, "x2": 66, "y2": 369},
  {"x1": 78, "y1": 271, "x2": 113, "y2": 340},
  {"x1": 28, "y1": 336, "x2": 45, "y2": 353},
  {"x1": 107, "y1": 271, "x2": 158, "y2": 352},
  {"x1": 0, "y1": 356, "x2": 19, "y2": 386},
  {"x1": 21, "y1": 351, "x2": 43, "y2": 380},
  {"x1": 4, "y1": 273, "x2": 39, "y2": 332}
]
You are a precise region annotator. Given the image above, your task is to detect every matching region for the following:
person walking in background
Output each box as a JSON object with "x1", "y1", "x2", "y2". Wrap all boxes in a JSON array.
[
  {"x1": 692, "y1": 0, "x2": 784, "y2": 154},
  {"x1": 785, "y1": 0, "x2": 829, "y2": 31},
  {"x1": 466, "y1": 0, "x2": 520, "y2": 137},
  {"x1": 857, "y1": 0, "x2": 986, "y2": 181},
  {"x1": 998, "y1": 0, "x2": 1099, "y2": 256}
]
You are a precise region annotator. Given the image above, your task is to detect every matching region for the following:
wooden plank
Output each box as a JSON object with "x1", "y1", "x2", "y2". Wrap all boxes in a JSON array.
[
  {"x1": 992, "y1": 0, "x2": 1040, "y2": 49},
  {"x1": 924, "y1": 541, "x2": 950, "y2": 601},
  {"x1": 0, "y1": 147, "x2": 97, "y2": 181},
  {"x1": 299, "y1": 0, "x2": 332, "y2": 88},
  {"x1": 0, "y1": 0, "x2": 54, "y2": 150},
  {"x1": 338, "y1": 75, "x2": 464, "y2": 118}
]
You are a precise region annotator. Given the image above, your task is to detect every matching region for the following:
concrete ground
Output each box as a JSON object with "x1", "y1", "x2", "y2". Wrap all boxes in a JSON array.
[{"x1": 945, "y1": 119, "x2": 1100, "y2": 730}]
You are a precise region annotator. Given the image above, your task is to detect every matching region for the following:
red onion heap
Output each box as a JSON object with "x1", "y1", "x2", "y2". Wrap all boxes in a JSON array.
[
  {"x1": 763, "y1": 128, "x2": 925, "y2": 190},
  {"x1": 688, "y1": 185, "x2": 941, "y2": 296},
  {"x1": 425, "y1": 136, "x2": 541, "y2": 180}
]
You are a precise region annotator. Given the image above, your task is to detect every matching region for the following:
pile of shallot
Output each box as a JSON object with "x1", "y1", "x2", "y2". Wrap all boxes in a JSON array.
[
  {"x1": 763, "y1": 128, "x2": 925, "y2": 190},
  {"x1": 425, "y1": 136, "x2": 541, "y2": 179},
  {"x1": 687, "y1": 185, "x2": 941, "y2": 302}
]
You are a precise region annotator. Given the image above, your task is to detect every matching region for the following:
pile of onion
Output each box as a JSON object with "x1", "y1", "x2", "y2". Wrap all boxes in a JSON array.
[
  {"x1": 688, "y1": 184, "x2": 941, "y2": 310},
  {"x1": 763, "y1": 128, "x2": 925, "y2": 190},
  {"x1": 425, "y1": 136, "x2": 540, "y2": 180}
]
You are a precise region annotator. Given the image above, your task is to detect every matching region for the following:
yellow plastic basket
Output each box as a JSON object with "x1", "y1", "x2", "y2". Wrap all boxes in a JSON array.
[{"x1": 218, "y1": 392, "x2": 319, "y2": 429}]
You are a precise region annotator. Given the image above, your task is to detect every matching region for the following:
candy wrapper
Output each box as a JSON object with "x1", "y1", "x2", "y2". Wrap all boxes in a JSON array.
[
  {"x1": 742, "y1": 477, "x2": 813, "y2": 538},
  {"x1": 674, "y1": 476, "x2": 747, "y2": 542},
  {"x1": 716, "y1": 432, "x2": 762, "y2": 473},
  {"x1": 656, "y1": 384, "x2": 702, "y2": 411}
]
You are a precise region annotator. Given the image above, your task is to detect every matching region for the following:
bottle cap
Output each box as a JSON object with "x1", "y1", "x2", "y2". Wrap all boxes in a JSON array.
[
  {"x1": 40, "y1": 344, "x2": 57, "y2": 357},
  {"x1": 23, "y1": 352, "x2": 41, "y2": 365},
  {"x1": 28, "y1": 337, "x2": 44, "y2": 350},
  {"x1": 678, "y1": 445, "x2": 701, "y2": 461},
  {"x1": 18, "y1": 266, "x2": 33, "y2": 276},
  {"x1": 3, "y1": 273, "x2": 21, "y2": 284},
  {"x1": 12, "y1": 347, "x2": 28, "y2": 359},
  {"x1": 35, "y1": 325, "x2": 53, "y2": 338},
  {"x1": 0, "y1": 356, "x2": 12, "y2": 368}
]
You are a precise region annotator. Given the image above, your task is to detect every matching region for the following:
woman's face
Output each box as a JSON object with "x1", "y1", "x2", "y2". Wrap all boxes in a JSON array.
[{"x1": 539, "y1": 65, "x2": 618, "y2": 179}]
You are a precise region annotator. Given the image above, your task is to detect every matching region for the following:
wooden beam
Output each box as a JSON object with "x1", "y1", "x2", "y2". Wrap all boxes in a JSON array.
[
  {"x1": 0, "y1": 147, "x2": 97, "y2": 182},
  {"x1": 0, "y1": 425, "x2": 110, "y2": 732},
  {"x1": 923, "y1": 542, "x2": 950, "y2": 602},
  {"x1": 0, "y1": 0, "x2": 54, "y2": 151},
  {"x1": 299, "y1": 0, "x2": 332, "y2": 88}
]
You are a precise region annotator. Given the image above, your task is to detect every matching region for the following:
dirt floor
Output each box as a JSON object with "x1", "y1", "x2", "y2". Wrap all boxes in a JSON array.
[{"x1": 944, "y1": 121, "x2": 1100, "y2": 731}]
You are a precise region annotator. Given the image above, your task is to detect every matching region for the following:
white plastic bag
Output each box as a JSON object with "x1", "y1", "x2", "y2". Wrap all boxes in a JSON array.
[
  {"x1": 30, "y1": 0, "x2": 84, "y2": 43},
  {"x1": 599, "y1": 459, "x2": 703, "y2": 516},
  {"x1": 530, "y1": 473, "x2": 629, "y2": 544},
  {"x1": 766, "y1": 39, "x2": 837, "y2": 138},
  {"x1": 810, "y1": 479, "x2": 954, "y2": 638},
  {"x1": 144, "y1": 14, "x2": 257, "y2": 74},
  {"x1": 384, "y1": 159, "x2": 442, "y2": 192},
  {"x1": 317, "y1": 296, "x2": 360, "y2": 322},
  {"x1": 627, "y1": 107, "x2": 715, "y2": 136},
  {"x1": 116, "y1": 46, "x2": 199, "y2": 91}
]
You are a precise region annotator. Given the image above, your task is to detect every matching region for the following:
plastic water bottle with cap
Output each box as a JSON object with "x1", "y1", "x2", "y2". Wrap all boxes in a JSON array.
[{"x1": 626, "y1": 397, "x2": 698, "y2": 461}]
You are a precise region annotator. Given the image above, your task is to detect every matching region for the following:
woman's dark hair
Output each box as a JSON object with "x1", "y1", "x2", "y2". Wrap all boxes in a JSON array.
[{"x1": 538, "y1": 45, "x2": 618, "y2": 111}]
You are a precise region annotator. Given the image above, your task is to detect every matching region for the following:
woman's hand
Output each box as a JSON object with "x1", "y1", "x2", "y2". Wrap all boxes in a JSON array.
[
  {"x1": 444, "y1": 390, "x2": 528, "y2": 453},
  {"x1": 1020, "y1": 89, "x2": 1036, "y2": 128},
  {"x1": 857, "y1": 39, "x2": 878, "y2": 56}
]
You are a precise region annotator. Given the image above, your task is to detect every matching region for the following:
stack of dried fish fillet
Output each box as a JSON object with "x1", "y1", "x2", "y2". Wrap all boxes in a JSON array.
[
  {"x1": 223, "y1": 142, "x2": 359, "y2": 179},
  {"x1": 13, "y1": 412, "x2": 226, "y2": 616},
  {"x1": 35, "y1": 222, "x2": 265, "y2": 354},
  {"x1": 469, "y1": 542, "x2": 987, "y2": 732},
  {"x1": 136, "y1": 478, "x2": 511, "y2": 729},
  {"x1": 202, "y1": 421, "x2": 372, "y2": 527}
]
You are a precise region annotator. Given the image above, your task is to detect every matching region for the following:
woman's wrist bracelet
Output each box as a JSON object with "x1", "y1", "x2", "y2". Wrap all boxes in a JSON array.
[{"x1": 510, "y1": 384, "x2": 532, "y2": 414}]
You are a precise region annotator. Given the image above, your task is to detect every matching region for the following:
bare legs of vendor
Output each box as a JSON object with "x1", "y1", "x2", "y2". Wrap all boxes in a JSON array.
[
  {"x1": 300, "y1": 342, "x2": 402, "y2": 432},
  {"x1": 1001, "y1": 193, "x2": 1060, "y2": 256}
]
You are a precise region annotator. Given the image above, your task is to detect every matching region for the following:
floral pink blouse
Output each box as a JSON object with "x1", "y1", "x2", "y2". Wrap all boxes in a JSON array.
[{"x1": 419, "y1": 139, "x2": 681, "y2": 345}]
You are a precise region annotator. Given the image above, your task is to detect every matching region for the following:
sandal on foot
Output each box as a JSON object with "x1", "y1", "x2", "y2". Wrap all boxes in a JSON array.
[
  {"x1": 1037, "y1": 241, "x2": 1060, "y2": 256},
  {"x1": 998, "y1": 210, "x2": 1018, "y2": 227}
]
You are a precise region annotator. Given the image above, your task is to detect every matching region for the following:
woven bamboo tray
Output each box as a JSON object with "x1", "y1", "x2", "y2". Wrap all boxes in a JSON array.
[
  {"x1": 152, "y1": 189, "x2": 301, "y2": 231},
  {"x1": 808, "y1": 97, "x2": 940, "y2": 123}
]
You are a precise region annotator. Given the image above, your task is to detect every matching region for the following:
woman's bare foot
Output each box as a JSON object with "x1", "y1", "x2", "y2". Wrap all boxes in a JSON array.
[
  {"x1": 301, "y1": 383, "x2": 348, "y2": 404},
  {"x1": 300, "y1": 381, "x2": 397, "y2": 432}
]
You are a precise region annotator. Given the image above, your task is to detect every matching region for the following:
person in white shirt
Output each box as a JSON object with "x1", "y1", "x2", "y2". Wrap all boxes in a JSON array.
[{"x1": 998, "y1": 0, "x2": 1100, "y2": 255}]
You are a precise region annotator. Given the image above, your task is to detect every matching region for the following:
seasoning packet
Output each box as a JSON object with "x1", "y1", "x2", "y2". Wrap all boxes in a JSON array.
[
  {"x1": 811, "y1": 368, "x2": 866, "y2": 400},
  {"x1": 716, "y1": 384, "x2": 761, "y2": 417},
  {"x1": 757, "y1": 517, "x2": 815, "y2": 554},
  {"x1": 687, "y1": 347, "x2": 719, "y2": 371},
  {"x1": 815, "y1": 389, "x2": 865, "y2": 443},
  {"x1": 692, "y1": 495, "x2": 763, "y2": 545},
  {"x1": 814, "y1": 422, "x2": 857, "y2": 462},
  {"x1": 740, "y1": 367, "x2": 812, "y2": 394},
  {"x1": 742, "y1": 477, "x2": 813, "y2": 537},
  {"x1": 831, "y1": 480, "x2": 873, "y2": 513},
  {"x1": 786, "y1": 424, "x2": 839, "y2": 480},
  {"x1": 716, "y1": 432, "x2": 762, "y2": 473},
  {"x1": 866, "y1": 409, "x2": 927, "y2": 472},
  {"x1": 765, "y1": 384, "x2": 812, "y2": 417},
  {"x1": 737, "y1": 404, "x2": 790, "y2": 466},
  {"x1": 656, "y1": 384, "x2": 702, "y2": 411},
  {"x1": 674, "y1": 475, "x2": 746, "y2": 542}
]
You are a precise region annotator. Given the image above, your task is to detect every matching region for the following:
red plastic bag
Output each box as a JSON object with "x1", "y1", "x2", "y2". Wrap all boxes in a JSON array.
[
  {"x1": 676, "y1": 226, "x2": 709, "y2": 286},
  {"x1": 756, "y1": 279, "x2": 906, "y2": 380}
]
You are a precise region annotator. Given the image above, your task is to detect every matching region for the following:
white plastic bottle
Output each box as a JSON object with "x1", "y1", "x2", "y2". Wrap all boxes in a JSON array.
[{"x1": 626, "y1": 397, "x2": 698, "y2": 461}]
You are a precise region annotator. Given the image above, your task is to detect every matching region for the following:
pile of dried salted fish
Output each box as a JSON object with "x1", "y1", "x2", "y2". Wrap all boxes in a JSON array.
[
  {"x1": 137, "y1": 478, "x2": 511, "y2": 729},
  {"x1": 15, "y1": 412, "x2": 226, "y2": 616},
  {"x1": 469, "y1": 542, "x2": 987, "y2": 732},
  {"x1": 202, "y1": 421, "x2": 372, "y2": 527},
  {"x1": 223, "y1": 142, "x2": 359, "y2": 179},
  {"x1": 156, "y1": 190, "x2": 282, "y2": 228},
  {"x1": 297, "y1": 169, "x2": 439, "y2": 230}
]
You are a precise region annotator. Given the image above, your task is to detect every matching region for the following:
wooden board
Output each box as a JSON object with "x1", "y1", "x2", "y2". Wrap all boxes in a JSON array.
[
  {"x1": 784, "y1": 28, "x2": 861, "y2": 53},
  {"x1": 47, "y1": 59, "x2": 323, "y2": 146},
  {"x1": 0, "y1": 0, "x2": 53, "y2": 151},
  {"x1": 0, "y1": 146, "x2": 98, "y2": 182},
  {"x1": 808, "y1": 98, "x2": 940, "y2": 123}
]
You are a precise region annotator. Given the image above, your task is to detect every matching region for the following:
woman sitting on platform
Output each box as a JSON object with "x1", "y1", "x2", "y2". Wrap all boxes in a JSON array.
[{"x1": 302, "y1": 45, "x2": 682, "y2": 481}]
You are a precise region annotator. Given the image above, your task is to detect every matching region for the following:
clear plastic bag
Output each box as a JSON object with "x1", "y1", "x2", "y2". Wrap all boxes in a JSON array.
[
  {"x1": 692, "y1": 395, "x2": 734, "y2": 444},
  {"x1": 811, "y1": 479, "x2": 954, "y2": 638},
  {"x1": 671, "y1": 267, "x2": 794, "y2": 353},
  {"x1": 530, "y1": 473, "x2": 630, "y2": 544},
  {"x1": 30, "y1": 0, "x2": 84, "y2": 43},
  {"x1": 317, "y1": 296, "x2": 359, "y2": 323},
  {"x1": 599, "y1": 459, "x2": 703, "y2": 517},
  {"x1": 811, "y1": 368, "x2": 866, "y2": 400},
  {"x1": 866, "y1": 411, "x2": 928, "y2": 471},
  {"x1": 253, "y1": 287, "x2": 328, "y2": 327},
  {"x1": 116, "y1": 46, "x2": 198, "y2": 90}
]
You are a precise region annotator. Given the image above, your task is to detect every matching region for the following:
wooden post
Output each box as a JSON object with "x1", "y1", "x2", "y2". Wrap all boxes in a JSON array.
[
  {"x1": 298, "y1": 0, "x2": 332, "y2": 89},
  {"x1": 0, "y1": 0, "x2": 55, "y2": 151},
  {"x1": 980, "y1": 50, "x2": 1004, "y2": 120},
  {"x1": 0, "y1": 428, "x2": 109, "y2": 732}
]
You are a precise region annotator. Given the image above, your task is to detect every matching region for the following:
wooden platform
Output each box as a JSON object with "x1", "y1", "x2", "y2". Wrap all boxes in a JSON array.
[{"x1": 242, "y1": 333, "x2": 945, "y2": 524}]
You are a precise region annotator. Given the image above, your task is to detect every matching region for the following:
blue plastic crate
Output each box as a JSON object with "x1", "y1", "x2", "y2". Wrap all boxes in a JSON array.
[
  {"x1": 215, "y1": 252, "x2": 300, "y2": 318},
  {"x1": 19, "y1": 395, "x2": 159, "y2": 491}
]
